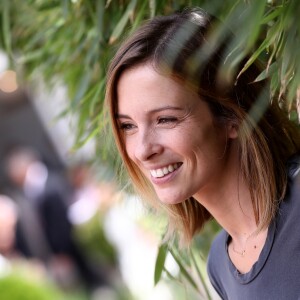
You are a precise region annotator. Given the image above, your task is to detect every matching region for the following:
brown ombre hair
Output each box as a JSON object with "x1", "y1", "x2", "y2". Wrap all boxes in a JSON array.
[{"x1": 105, "y1": 8, "x2": 300, "y2": 245}]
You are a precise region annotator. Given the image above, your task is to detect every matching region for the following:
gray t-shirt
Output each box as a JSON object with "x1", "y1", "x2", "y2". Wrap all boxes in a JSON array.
[{"x1": 207, "y1": 158, "x2": 300, "y2": 300}]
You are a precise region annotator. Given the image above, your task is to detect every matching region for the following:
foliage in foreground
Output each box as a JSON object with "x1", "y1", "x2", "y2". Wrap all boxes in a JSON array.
[
  {"x1": 154, "y1": 220, "x2": 220, "y2": 300},
  {"x1": 0, "y1": 0, "x2": 300, "y2": 162}
]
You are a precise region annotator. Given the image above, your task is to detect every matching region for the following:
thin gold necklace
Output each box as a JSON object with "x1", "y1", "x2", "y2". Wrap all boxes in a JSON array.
[
  {"x1": 232, "y1": 245, "x2": 246, "y2": 257},
  {"x1": 231, "y1": 234, "x2": 257, "y2": 257}
]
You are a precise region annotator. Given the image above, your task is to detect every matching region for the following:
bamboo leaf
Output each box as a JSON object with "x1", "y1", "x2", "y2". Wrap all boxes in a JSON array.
[
  {"x1": 96, "y1": 0, "x2": 104, "y2": 42},
  {"x1": 270, "y1": 69, "x2": 280, "y2": 97},
  {"x1": 109, "y1": 0, "x2": 137, "y2": 44},
  {"x1": 90, "y1": 79, "x2": 105, "y2": 115},
  {"x1": 190, "y1": 249, "x2": 212, "y2": 300},
  {"x1": 37, "y1": 1, "x2": 60, "y2": 11},
  {"x1": 17, "y1": 50, "x2": 45, "y2": 64},
  {"x1": 130, "y1": 0, "x2": 148, "y2": 32},
  {"x1": 105, "y1": 0, "x2": 113, "y2": 9},
  {"x1": 237, "y1": 37, "x2": 273, "y2": 80},
  {"x1": 61, "y1": 0, "x2": 70, "y2": 18},
  {"x1": 261, "y1": 5, "x2": 283, "y2": 24},
  {"x1": 287, "y1": 66, "x2": 300, "y2": 105},
  {"x1": 254, "y1": 62, "x2": 277, "y2": 82},
  {"x1": 71, "y1": 71, "x2": 91, "y2": 108},
  {"x1": 149, "y1": 0, "x2": 156, "y2": 18},
  {"x1": 244, "y1": 0, "x2": 266, "y2": 51},
  {"x1": 154, "y1": 242, "x2": 169, "y2": 285},
  {"x1": 72, "y1": 126, "x2": 100, "y2": 150},
  {"x1": 163, "y1": 267, "x2": 177, "y2": 281},
  {"x1": 169, "y1": 247, "x2": 200, "y2": 293}
]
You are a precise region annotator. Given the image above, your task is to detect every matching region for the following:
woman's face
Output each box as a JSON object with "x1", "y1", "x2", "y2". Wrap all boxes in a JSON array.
[{"x1": 116, "y1": 64, "x2": 232, "y2": 205}]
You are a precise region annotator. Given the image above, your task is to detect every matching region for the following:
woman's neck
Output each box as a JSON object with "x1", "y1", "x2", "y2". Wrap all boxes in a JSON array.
[
  {"x1": 193, "y1": 140, "x2": 258, "y2": 240},
  {"x1": 193, "y1": 141, "x2": 270, "y2": 273}
]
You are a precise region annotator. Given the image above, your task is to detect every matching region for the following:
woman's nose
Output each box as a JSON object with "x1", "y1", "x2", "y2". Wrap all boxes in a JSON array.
[{"x1": 134, "y1": 129, "x2": 163, "y2": 162}]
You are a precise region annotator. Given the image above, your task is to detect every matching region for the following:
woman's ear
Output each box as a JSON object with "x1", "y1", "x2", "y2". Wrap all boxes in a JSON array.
[{"x1": 227, "y1": 122, "x2": 239, "y2": 139}]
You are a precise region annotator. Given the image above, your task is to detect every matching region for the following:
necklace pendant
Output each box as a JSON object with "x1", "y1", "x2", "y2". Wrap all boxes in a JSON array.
[{"x1": 241, "y1": 250, "x2": 246, "y2": 257}]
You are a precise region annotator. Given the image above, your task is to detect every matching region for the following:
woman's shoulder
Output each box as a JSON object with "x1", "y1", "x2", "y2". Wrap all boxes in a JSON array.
[
  {"x1": 279, "y1": 154, "x2": 300, "y2": 214},
  {"x1": 285, "y1": 154, "x2": 300, "y2": 202},
  {"x1": 207, "y1": 229, "x2": 227, "y2": 265},
  {"x1": 207, "y1": 229, "x2": 228, "y2": 297}
]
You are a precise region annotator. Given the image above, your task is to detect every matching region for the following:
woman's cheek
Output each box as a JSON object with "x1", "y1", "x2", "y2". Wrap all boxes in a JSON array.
[{"x1": 124, "y1": 137, "x2": 136, "y2": 161}]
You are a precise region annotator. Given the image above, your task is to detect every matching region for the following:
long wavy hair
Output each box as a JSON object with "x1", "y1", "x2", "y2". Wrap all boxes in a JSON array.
[{"x1": 105, "y1": 8, "x2": 300, "y2": 245}]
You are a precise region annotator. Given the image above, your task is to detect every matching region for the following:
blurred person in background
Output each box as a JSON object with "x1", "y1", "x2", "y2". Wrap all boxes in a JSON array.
[
  {"x1": 0, "y1": 193, "x2": 53, "y2": 293},
  {"x1": 4, "y1": 146, "x2": 110, "y2": 294},
  {"x1": 0, "y1": 193, "x2": 46, "y2": 275},
  {"x1": 67, "y1": 162, "x2": 102, "y2": 226},
  {"x1": 0, "y1": 194, "x2": 18, "y2": 259}
]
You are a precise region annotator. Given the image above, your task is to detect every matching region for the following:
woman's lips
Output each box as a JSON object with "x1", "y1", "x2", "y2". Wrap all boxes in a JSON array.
[
  {"x1": 150, "y1": 163, "x2": 181, "y2": 178},
  {"x1": 150, "y1": 163, "x2": 182, "y2": 184}
]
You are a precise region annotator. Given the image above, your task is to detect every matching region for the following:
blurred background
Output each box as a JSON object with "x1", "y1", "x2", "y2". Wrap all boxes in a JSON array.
[
  {"x1": 0, "y1": 0, "x2": 299, "y2": 299},
  {"x1": 0, "y1": 59, "x2": 191, "y2": 300},
  {"x1": 0, "y1": 60, "x2": 217, "y2": 299}
]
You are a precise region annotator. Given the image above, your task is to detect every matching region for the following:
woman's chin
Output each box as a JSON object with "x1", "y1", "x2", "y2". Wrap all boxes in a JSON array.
[{"x1": 157, "y1": 193, "x2": 186, "y2": 206}]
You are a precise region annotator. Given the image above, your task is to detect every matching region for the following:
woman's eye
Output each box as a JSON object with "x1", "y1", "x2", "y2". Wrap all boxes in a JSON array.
[
  {"x1": 157, "y1": 117, "x2": 178, "y2": 124},
  {"x1": 119, "y1": 123, "x2": 135, "y2": 131}
]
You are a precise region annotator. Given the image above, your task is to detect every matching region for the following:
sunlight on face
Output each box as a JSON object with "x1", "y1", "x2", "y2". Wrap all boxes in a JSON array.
[{"x1": 117, "y1": 64, "x2": 231, "y2": 205}]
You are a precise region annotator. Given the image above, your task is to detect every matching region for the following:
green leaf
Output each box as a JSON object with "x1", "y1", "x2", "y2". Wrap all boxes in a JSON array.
[
  {"x1": 61, "y1": 0, "x2": 70, "y2": 18},
  {"x1": 109, "y1": 0, "x2": 137, "y2": 44},
  {"x1": 96, "y1": 0, "x2": 105, "y2": 41},
  {"x1": 90, "y1": 79, "x2": 105, "y2": 115},
  {"x1": 154, "y1": 242, "x2": 168, "y2": 285},
  {"x1": 37, "y1": 1, "x2": 60, "y2": 11},
  {"x1": 105, "y1": 0, "x2": 113, "y2": 9},
  {"x1": 71, "y1": 71, "x2": 92, "y2": 108},
  {"x1": 254, "y1": 62, "x2": 277, "y2": 82},
  {"x1": 149, "y1": 0, "x2": 156, "y2": 18},
  {"x1": 244, "y1": 0, "x2": 267, "y2": 51},
  {"x1": 236, "y1": 36, "x2": 272, "y2": 80},
  {"x1": 190, "y1": 249, "x2": 212, "y2": 300},
  {"x1": 130, "y1": 0, "x2": 148, "y2": 32},
  {"x1": 261, "y1": 5, "x2": 283, "y2": 25},
  {"x1": 169, "y1": 247, "x2": 200, "y2": 293},
  {"x1": 72, "y1": 126, "x2": 100, "y2": 150}
]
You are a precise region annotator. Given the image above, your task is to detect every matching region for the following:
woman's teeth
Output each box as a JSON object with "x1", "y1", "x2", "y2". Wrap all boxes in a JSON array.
[{"x1": 150, "y1": 163, "x2": 179, "y2": 178}]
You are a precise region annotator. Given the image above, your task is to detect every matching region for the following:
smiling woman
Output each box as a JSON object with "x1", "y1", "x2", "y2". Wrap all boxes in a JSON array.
[
  {"x1": 116, "y1": 64, "x2": 232, "y2": 207},
  {"x1": 105, "y1": 7, "x2": 300, "y2": 300}
]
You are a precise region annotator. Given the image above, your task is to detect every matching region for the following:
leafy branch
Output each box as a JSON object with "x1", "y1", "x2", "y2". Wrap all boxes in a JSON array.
[{"x1": 1, "y1": 0, "x2": 299, "y2": 164}]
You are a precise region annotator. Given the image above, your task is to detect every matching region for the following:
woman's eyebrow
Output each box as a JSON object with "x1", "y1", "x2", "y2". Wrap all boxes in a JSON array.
[
  {"x1": 115, "y1": 114, "x2": 131, "y2": 119},
  {"x1": 149, "y1": 106, "x2": 183, "y2": 113},
  {"x1": 116, "y1": 106, "x2": 183, "y2": 119}
]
